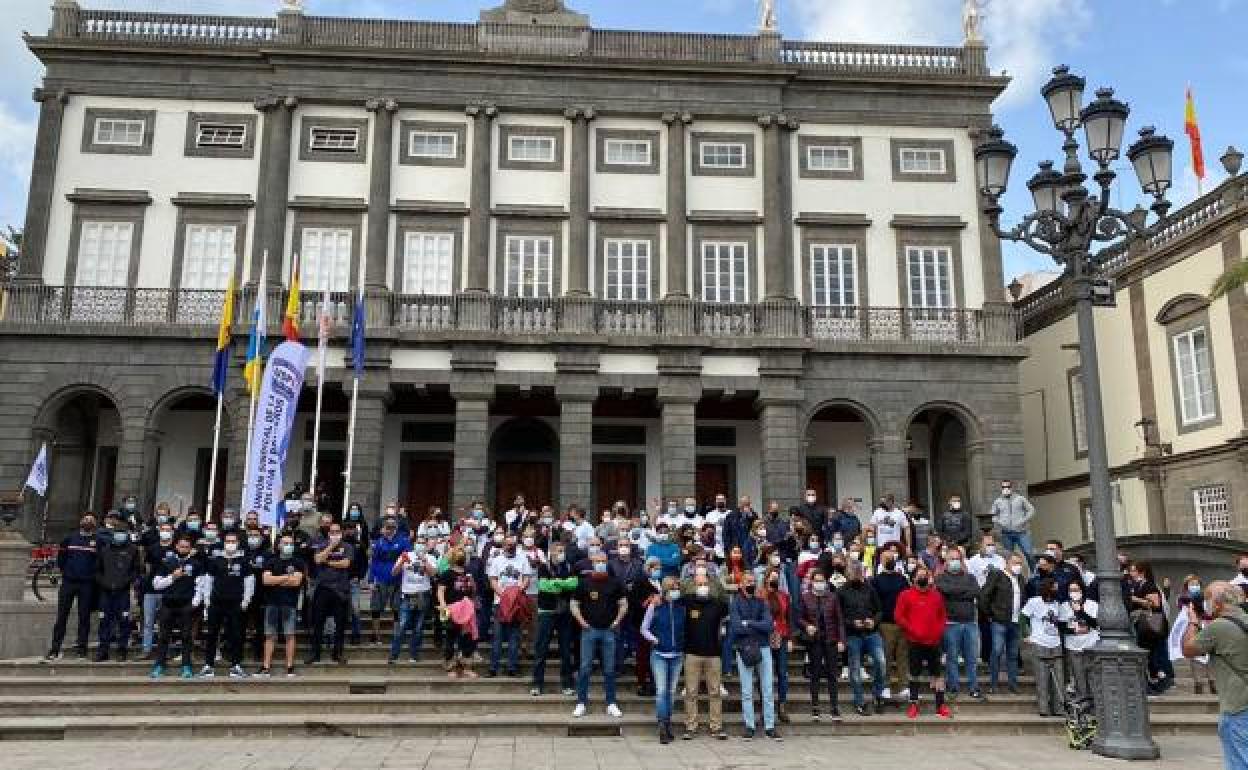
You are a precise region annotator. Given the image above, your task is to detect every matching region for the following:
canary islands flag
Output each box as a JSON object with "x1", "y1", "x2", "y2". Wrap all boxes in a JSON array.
[
  {"x1": 243, "y1": 260, "x2": 268, "y2": 395},
  {"x1": 211, "y1": 276, "x2": 236, "y2": 396}
]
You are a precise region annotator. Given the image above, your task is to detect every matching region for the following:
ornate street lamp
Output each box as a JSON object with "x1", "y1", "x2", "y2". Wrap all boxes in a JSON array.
[{"x1": 975, "y1": 65, "x2": 1176, "y2": 761}]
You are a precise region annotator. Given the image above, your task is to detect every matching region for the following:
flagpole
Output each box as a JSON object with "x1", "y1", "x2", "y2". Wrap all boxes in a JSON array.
[
  {"x1": 308, "y1": 266, "x2": 330, "y2": 502},
  {"x1": 241, "y1": 252, "x2": 267, "y2": 514},
  {"x1": 341, "y1": 285, "x2": 364, "y2": 520},
  {"x1": 205, "y1": 391, "x2": 225, "y2": 523}
]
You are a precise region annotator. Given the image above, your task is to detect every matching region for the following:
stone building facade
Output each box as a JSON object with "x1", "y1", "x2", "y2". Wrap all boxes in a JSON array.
[{"x1": 0, "y1": 1, "x2": 1025, "y2": 537}]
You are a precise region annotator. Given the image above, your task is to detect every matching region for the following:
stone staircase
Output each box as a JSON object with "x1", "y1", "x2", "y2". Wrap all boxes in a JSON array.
[{"x1": 0, "y1": 620, "x2": 1220, "y2": 741}]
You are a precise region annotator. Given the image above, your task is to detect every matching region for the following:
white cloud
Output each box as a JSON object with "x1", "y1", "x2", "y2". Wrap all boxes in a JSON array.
[{"x1": 791, "y1": 0, "x2": 1091, "y2": 109}]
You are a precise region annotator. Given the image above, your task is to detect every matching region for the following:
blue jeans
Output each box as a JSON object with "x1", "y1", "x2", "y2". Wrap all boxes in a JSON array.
[
  {"x1": 771, "y1": 644, "x2": 789, "y2": 703},
  {"x1": 532, "y1": 611, "x2": 574, "y2": 692},
  {"x1": 141, "y1": 593, "x2": 162, "y2": 653},
  {"x1": 943, "y1": 622, "x2": 981, "y2": 693},
  {"x1": 721, "y1": 632, "x2": 735, "y2": 676},
  {"x1": 577, "y1": 627, "x2": 618, "y2": 706},
  {"x1": 846, "y1": 633, "x2": 886, "y2": 706},
  {"x1": 736, "y1": 650, "x2": 776, "y2": 731},
  {"x1": 1000, "y1": 530, "x2": 1034, "y2": 568},
  {"x1": 390, "y1": 593, "x2": 428, "y2": 661},
  {"x1": 349, "y1": 580, "x2": 362, "y2": 640},
  {"x1": 1220, "y1": 709, "x2": 1248, "y2": 770},
  {"x1": 989, "y1": 621, "x2": 1020, "y2": 690},
  {"x1": 650, "y1": 652, "x2": 684, "y2": 722},
  {"x1": 490, "y1": 607, "x2": 522, "y2": 674}
]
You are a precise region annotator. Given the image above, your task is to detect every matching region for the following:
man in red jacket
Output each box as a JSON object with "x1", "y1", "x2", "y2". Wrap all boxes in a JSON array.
[{"x1": 894, "y1": 565, "x2": 951, "y2": 719}]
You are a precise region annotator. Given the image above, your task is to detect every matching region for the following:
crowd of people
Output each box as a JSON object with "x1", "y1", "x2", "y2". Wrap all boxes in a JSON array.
[{"x1": 40, "y1": 483, "x2": 1248, "y2": 746}]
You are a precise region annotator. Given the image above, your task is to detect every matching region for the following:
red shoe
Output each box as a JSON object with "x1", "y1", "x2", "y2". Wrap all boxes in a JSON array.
[
  {"x1": 906, "y1": 703, "x2": 920, "y2": 719},
  {"x1": 936, "y1": 704, "x2": 952, "y2": 719}
]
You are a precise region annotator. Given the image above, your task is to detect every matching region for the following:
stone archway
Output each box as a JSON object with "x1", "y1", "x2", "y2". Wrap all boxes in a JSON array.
[
  {"x1": 146, "y1": 386, "x2": 228, "y2": 520},
  {"x1": 903, "y1": 402, "x2": 985, "y2": 525},
  {"x1": 801, "y1": 399, "x2": 882, "y2": 512}
]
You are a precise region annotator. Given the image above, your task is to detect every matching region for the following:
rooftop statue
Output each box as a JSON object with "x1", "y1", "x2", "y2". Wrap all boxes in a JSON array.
[{"x1": 963, "y1": 0, "x2": 988, "y2": 43}]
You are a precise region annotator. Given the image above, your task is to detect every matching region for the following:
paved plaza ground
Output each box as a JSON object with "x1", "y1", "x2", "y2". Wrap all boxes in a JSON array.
[{"x1": 0, "y1": 735, "x2": 1224, "y2": 769}]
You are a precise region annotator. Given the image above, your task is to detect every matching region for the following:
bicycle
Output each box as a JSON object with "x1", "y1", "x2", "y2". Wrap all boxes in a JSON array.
[{"x1": 29, "y1": 544, "x2": 60, "y2": 602}]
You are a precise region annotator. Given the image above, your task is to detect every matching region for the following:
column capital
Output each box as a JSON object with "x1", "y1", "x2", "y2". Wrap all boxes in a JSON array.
[
  {"x1": 867, "y1": 436, "x2": 908, "y2": 453},
  {"x1": 661, "y1": 111, "x2": 694, "y2": 126},
  {"x1": 31, "y1": 88, "x2": 69, "y2": 105},
  {"x1": 365, "y1": 98, "x2": 399, "y2": 113},
  {"x1": 465, "y1": 103, "x2": 499, "y2": 119},
  {"x1": 563, "y1": 106, "x2": 597, "y2": 121},
  {"x1": 757, "y1": 112, "x2": 799, "y2": 130},
  {"x1": 254, "y1": 95, "x2": 298, "y2": 112}
]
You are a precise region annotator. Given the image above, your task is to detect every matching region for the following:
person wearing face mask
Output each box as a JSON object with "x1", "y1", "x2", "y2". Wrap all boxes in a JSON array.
[
  {"x1": 625, "y1": 558, "x2": 664, "y2": 697},
  {"x1": 199, "y1": 531, "x2": 255, "y2": 679},
  {"x1": 242, "y1": 526, "x2": 270, "y2": 664},
  {"x1": 1232, "y1": 554, "x2": 1248, "y2": 589},
  {"x1": 869, "y1": 495, "x2": 911, "y2": 554},
  {"x1": 531, "y1": 542, "x2": 578, "y2": 696},
  {"x1": 935, "y1": 546, "x2": 984, "y2": 700},
  {"x1": 981, "y1": 553, "x2": 1025, "y2": 695},
  {"x1": 1173, "y1": 574, "x2": 1216, "y2": 696},
  {"x1": 46, "y1": 513, "x2": 101, "y2": 661},
  {"x1": 94, "y1": 521, "x2": 139, "y2": 662},
  {"x1": 991, "y1": 480, "x2": 1036, "y2": 569},
  {"x1": 797, "y1": 534, "x2": 823, "y2": 576},
  {"x1": 722, "y1": 496, "x2": 758, "y2": 557},
  {"x1": 485, "y1": 535, "x2": 534, "y2": 678},
  {"x1": 1020, "y1": 577, "x2": 1065, "y2": 716},
  {"x1": 368, "y1": 519, "x2": 410, "y2": 644},
  {"x1": 258, "y1": 535, "x2": 305, "y2": 677},
  {"x1": 871, "y1": 550, "x2": 910, "y2": 700},
  {"x1": 645, "y1": 523, "x2": 682, "y2": 580},
  {"x1": 895, "y1": 566, "x2": 951, "y2": 719},
  {"x1": 150, "y1": 535, "x2": 206, "y2": 679},
  {"x1": 570, "y1": 552, "x2": 628, "y2": 719},
  {"x1": 679, "y1": 572, "x2": 729, "y2": 739},
  {"x1": 179, "y1": 511, "x2": 204, "y2": 545},
  {"x1": 1127, "y1": 560, "x2": 1174, "y2": 695},
  {"x1": 389, "y1": 540, "x2": 437, "y2": 664},
  {"x1": 967, "y1": 533, "x2": 1005, "y2": 587},
  {"x1": 306, "y1": 523, "x2": 355, "y2": 666},
  {"x1": 1181, "y1": 581, "x2": 1248, "y2": 768},
  {"x1": 1059, "y1": 579, "x2": 1100, "y2": 701},
  {"x1": 218, "y1": 508, "x2": 240, "y2": 536},
  {"x1": 934, "y1": 495, "x2": 972, "y2": 550},
  {"x1": 823, "y1": 498, "x2": 862, "y2": 549},
  {"x1": 641, "y1": 576, "x2": 687, "y2": 744},
  {"x1": 792, "y1": 488, "x2": 828, "y2": 539},
  {"x1": 730, "y1": 572, "x2": 779, "y2": 741},
  {"x1": 437, "y1": 548, "x2": 481, "y2": 680},
  {"x1": 199, "y1": 523, "x2": 222, "y2": 560},
  {"x1": 703, "y1": 496, "x2": 731, "y2": 549},
  {"x1": 799, "y1": 568, "x2": 845, "y2": 721},
  {"x1": 839, "y1": 560, "x2": 887, "y2": 715},
  {"x1": 138, "y1": 524, "x2": 176, "y2": 659},
  {"x1": 759, "y1": 566, "x2": 793, "y2": 724}
]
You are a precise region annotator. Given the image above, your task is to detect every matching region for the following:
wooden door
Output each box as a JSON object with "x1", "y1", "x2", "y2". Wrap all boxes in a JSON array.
[
  {"x1": 402, "y1": 454, "x2": 451, "y2": 524},
  {"x1": 696, "y1": 460, "x2": 733, "y2": 509},
  {"x1": 495, "y1": 462, "x2": 553, "y2": 514},
  {"x1": 806, "y1": 461, "x2": 835, "y2": 506},
  {"x1": 194, "y1": 448, "x2": 229, "y2": 518},
  {"x1": 302, "y1": 449, "x2": 345, "y2": 514},
  {"x1": 594, "y1": 460, "x2": 639, "y2": 516}
]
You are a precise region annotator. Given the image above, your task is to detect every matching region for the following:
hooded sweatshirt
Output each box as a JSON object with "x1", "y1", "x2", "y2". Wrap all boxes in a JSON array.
[{"x1": 895, "y1": 585, "x2": 948, "y2": 646}]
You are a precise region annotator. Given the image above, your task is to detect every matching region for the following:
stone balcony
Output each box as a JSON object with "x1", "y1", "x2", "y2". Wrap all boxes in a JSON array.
[{"x1": 0, "y1": 284, "x2": 1020, "y2": 351}]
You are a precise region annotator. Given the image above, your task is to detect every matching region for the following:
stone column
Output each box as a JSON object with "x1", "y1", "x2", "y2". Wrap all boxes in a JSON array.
[
  {"x1": 137, "y1": 428, "x2": 163, "y2": 517},
  {"x1": 868, "y1": 436, "x2": 909, "y2": 503},
  {"x1": 759, "y1": 113, "x2": 796, "y2": 301},
  {"x1": 346, "y1": 388, "x2": 390, "y2": 517},
  {"x1": 17, "y1": 89, "x2": 69, "y2": 284},
  {"x1": 558, "y1": 397, "x2": 594, "y2": 511},
  {"x1": 464, "y1": 104, "x2": 498, "y2": 294},
  {"x1": 364, "y1": 99, "x2": 398, "y2": 289},
  {"x1": 251, "y1": 95, "x2": 297, "y2": 284},
  {"x1": 661, "y1": 112, "x2": 692, "y2": 299},
  {"x1": 452, "y1": 393, "x2": 491, "y2": 512},
  {"x1": 659, "y1": 397, "x2": 698, "y2": 501},
  {"x1": 1140, "y1": 462, "x2": 1167, "y2": 535},
  {"x1": 565, "y1": 106, "x2": 594, "y2": 296},
  {"x1": 760, "y1": 399, "x2": 802, "y2": 510},
  {"x1": 113, "y1": 419, "x2": 147, "y2": 510}
]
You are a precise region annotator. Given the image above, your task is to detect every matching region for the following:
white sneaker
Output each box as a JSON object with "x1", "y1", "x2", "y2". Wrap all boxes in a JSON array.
[
  {"x1": 199, "y1": 665, "x2": 215, "y2": 678},
  {"x1": 880, "y1": 688, "x2": 892, "y2": 700},
  {"x1": 572, "y1": 703, "x2": 587, "y2": 718},
  {"x1": 680, "y1": 687, "x2": 686, "y2": 697},
  {"x1": 719, "y1": 685, "x2": 729, "y2": 696},
  {"x1": 606, "y1": 704, "x2": 623, "y2": 718},
  {"x1": 228, "y1": 665, "x2": 247, "y2": 679},
  {"x1": 898, "y1": 688, "x2": 910, "y2": 700}
]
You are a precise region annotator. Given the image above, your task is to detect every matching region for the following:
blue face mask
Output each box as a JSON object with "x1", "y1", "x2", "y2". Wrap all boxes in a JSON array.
[
  {"x1": 112, "y1": 532, "x2": 128, "y2": 545},
  {"x1": 186, "y1": 520, "x2": 201, "y2": 532},
  {"x1": 649, "y1": 570, "x2": 662, "y2": 581},
  {"x1": 593, "y1": 562, "x2": 608, "y2": 574},
  {"x1": 1189, "y1": 585, "x2": 1202, "y2": 598}
]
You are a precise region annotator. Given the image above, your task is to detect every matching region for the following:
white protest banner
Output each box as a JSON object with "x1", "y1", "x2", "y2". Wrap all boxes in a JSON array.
[
  {"x1": 241, "y1": 340, "x2": 310, "y2": 527},
  {"x1": 1168, "y1": 608, "x2": 1209, "y2": 664}
]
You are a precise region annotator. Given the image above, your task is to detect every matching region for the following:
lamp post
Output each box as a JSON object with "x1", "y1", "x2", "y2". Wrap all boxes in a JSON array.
[{"x1": 975, "y1": 64, "x2": 1175, "y2": 761}]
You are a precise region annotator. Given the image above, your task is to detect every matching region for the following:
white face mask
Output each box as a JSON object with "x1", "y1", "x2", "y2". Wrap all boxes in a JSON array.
[
  {"x1": 522, "y1": 537, "x2": 535, "y2": 548},
  {"x1": 223, "y1": 543, "x2": 239, "y2": 556},
  {"x1": 666, "y1": 590, "x2": 681, "y2": 601},
  {"x1": 1010, "y1": 564, "x2": 1023, "y2": 576},
  {"x1": 695, "y1": 586, "x2": 710, "y2": 598},
  {"x1": 950, "y1": 502, "x2": 962, "y2": 511}
]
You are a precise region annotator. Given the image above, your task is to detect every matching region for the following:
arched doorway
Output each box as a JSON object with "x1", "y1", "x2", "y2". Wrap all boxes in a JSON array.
[
  {"x1": 489, "y1": 416, "x2": 558, "y2": 514},
  {"x1": 35, "y1": 389, "x2": 122, "y2": 537},
  {"x1": 150, "y1": 389, "x2": 227, "y2": 519},
  {"x1": 803, "y1": 402, "x2": 878, "y2": 512},
  {"x1": 905, "y1": 405, "x2": 980, "y2": 523}
]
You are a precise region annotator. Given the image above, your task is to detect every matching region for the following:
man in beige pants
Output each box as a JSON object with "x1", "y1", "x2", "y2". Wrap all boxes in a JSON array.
[{"x1": 680, "y1": 573, "x2": 729, "y2": 740}]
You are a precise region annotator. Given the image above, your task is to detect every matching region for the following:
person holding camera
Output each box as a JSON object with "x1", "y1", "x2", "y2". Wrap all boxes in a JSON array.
[
  {"x1": 1182, "y1": 581, "x2": 1248, "y2": 770},
  {"x1": 1021, "y1": 577, "x2": 1064, "y2": 716},
  {"x1": 1060, "y1": 579, "x2": 1099, "y2": 701}
]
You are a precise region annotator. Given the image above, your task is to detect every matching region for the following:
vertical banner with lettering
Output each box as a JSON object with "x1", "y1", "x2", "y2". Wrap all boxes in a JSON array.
[{"x1": 241, "y1": 340, "x2": 311, "y2": 527}]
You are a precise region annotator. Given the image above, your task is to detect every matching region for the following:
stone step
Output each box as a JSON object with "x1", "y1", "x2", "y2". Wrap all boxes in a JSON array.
[
  {"x1": 0, "y1": 712, "x2": 1216, "y2": 741},
  {"x1": 0, "y1": 691, "x2": 1216, "y2": 718}
]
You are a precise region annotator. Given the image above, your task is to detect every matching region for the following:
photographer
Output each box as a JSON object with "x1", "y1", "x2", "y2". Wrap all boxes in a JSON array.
[
  {"x1": 1020, "y1": 577, "x2": 1064, "y2": 717},
  {"x1": 1182, "y1": 581, "x2": 1248, "y2": 770},
  {"x1": 1059, "y1": 580, "x2": 1099, "y2": 701}
]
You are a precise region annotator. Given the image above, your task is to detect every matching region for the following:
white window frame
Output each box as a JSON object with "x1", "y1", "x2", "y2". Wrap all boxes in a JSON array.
[
  {"x1": 503, "y1": 235, "x2": 554, "y2": 298},
  {"x1": 300, "y1": 227, "x2": 353, "y2": 292},
  {"x1": 93, "y1": 118, "x2": 145, "y2": 148},
  {"x1": 602, "y1": 239, "x2": 651, "y2": 301},
  {"x1": 899, "y1": 146, "x2": 947, "y2": 175},
  {"x1": 806, "y1": 144, "x2": 854, "y2": 173},
  {"x1": 1193, "y1": 484, "x2": 1232, "y2": 538},
  {"x1": 700, "y1": 142, "x2": 747, "y2": 169},
  {"x1": 700, "y1": 241, "x2": 749, "y2": 304},
  {"x1": 195, "y1": 122, "x2": 247, "y2": 149},
  {"x1": 507, "y1": 135, "x2": 556, "y2": 164},
  {"x1": 408, "y1": 131, "x2": 458, "y2": 160},
  {"x1": 75, "y1": 221, "x2": 134, "y2": 287},
  {"x1": 604, "y1": 139, "x2": 652, "y2": 167},
  {"x1": 1173, "y1": 326, "x2": 1218, "y2": 425},
  {"x1": 181, "y1": 224, "x2": 237, "y2": 290},
  {"x1": 906, "y1": 246, "x2": 954, "y2": 309},
  {"x1": 309, "y1": 126, "x2": 360, "y2": 153},
  {"x1": 809, "y1": 243, "x2": 857, "y2": 307},
  {"x1": 1069, "y1": 369, "x2": 1088, "y2": 455},
  {"x1": 401, "y1": 232, "x2": 455, "y2": 295}
]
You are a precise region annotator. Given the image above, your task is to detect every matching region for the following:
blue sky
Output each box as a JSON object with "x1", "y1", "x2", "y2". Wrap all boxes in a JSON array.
[{"x1": 1, "y1": 0, "x2": 1243, "y2": 281}]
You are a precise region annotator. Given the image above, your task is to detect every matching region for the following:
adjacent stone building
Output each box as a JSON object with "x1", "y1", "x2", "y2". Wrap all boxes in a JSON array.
[
  {"x1": 0, "y1": 0, "x2": 1024, "y2": 537},
  {"x1": 1016, "y1": 164, "x2": 1248, "y2": 545}
]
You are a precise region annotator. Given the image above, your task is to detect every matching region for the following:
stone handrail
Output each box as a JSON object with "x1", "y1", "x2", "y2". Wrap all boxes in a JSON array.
[
  {"x1": 75, "y1": 10, "x2": 276, "y2": 44},
  {"x1": 779, "y1": 41, "x2": 969, "y2": 76}
]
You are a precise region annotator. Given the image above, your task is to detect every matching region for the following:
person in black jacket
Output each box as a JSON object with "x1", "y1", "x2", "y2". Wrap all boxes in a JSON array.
[
  {"x1": 149, "y1": 535, "x2": 204, "y2": 678},
  {"x1": 242, "y1": 526, "x2": 270, "y2": 663},
  {"x1": 94, "y1": 522, "x2": 139, "y2": 661},
  {"x1": 839, "y1": 560, "x2": 887, "y2": 715},
  {"x1": 46, "y1": 513, "x2": 100, "y2": 660},
  {"x1": 680, "y1": 573, "x2": 729, "y2": 740},
  {"x1": 934, "y1": 495, "x2": 973, "y2": 549},
  {"x1": 792, "y1": 490, "x2": 828, "y2": 541},
  {"x1": 200, "y1": 531, "x2": 255, "y2": 678}
]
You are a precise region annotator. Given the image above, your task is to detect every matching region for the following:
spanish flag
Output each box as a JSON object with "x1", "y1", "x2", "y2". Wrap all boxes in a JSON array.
[
  {"x1": 1185, "y1": 86, "x2": 1206, "y2": 181},
  {"x1": 211, "y1": 275, "x2": 235, "y2": 397},
  {"x1": 243, "y1": 260, "x2": 268, "y2": 396},
  {"x1": 282, "y1": 253, "x2": 301, "y2": 342}
]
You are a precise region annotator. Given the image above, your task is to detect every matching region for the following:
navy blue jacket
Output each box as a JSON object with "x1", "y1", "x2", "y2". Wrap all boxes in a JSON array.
[
  {"x1": 728, "y1": 593, "x2": 774, "y2": 648},
  {"x1": 57, "y1": 532, "x2": 99, "y2": 581},
  {"x1": 645, "y1": 599, "x2": 687, "y2": 655}
]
